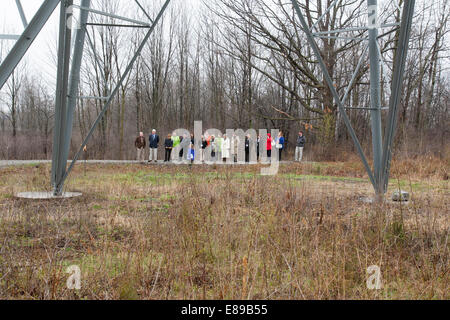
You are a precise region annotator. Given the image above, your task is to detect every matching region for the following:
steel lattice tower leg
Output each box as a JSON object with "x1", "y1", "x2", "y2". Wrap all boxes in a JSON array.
[
  {"x1": 51, "y1": 0, "x2": 91, "y2": 196},
  {"x1": 291, "y1": 0, "x2": 415, "y2": 198},
  {"x1": 367, "y1": 0, "x2": 384, "y2": 196}
]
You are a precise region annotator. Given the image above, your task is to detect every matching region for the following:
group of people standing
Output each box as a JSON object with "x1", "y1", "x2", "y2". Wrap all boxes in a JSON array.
[
  {"x1": 135, "y1": 129, "x2": 306, "y2": 163},
  {"x1": 134, "y1": 129, "x2": 160, "y2": 162}
]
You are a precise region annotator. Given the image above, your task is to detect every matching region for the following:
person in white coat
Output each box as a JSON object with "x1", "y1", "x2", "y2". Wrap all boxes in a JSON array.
[{"x1": 222, "y1": 134, "x2": 231, "y2": 162}]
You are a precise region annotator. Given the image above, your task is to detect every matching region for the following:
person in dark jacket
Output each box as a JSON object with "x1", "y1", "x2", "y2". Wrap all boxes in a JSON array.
[
  {"x1": 201, "y1": 135, "x2": 207, "y2": 162},
  {"x1": 164, "y1": 134, "x2": 173, "y2": 162},
  {"x1": 135, "y1": 132, "x2": 146, "y2": 162},
  {"x1": 179, "y1": 135, "x2": 184, "y2": 159},
  {"x1": 210, "y1": 135, "x2": 216, "y2": 159},
  {"x1": 256, "y1": 135, "x2": 260, "y2": 161},
  {"x1": 148, "y1": 129, "x2": 159, "y2": 163},
  {"x1": 295, "y1": 131, "x2": 306, "y2": 162},
  {"x1": 245, "y1": 135, "x2": 250, "y2": 163}
]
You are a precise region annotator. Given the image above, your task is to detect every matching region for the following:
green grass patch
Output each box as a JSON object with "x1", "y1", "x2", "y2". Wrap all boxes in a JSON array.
[{"x1": 283, "y1": 173, "x2": 367, "y2": 183}]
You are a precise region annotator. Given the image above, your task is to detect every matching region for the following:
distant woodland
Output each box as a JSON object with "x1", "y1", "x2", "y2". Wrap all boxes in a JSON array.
[{"x1": 0, "y1": 0, "x2": 448, "y2": 160}]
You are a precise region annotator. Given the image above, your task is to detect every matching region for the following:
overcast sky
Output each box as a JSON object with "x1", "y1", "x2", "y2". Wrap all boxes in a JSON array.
[
  {"x1": 0, "y1": 0, "x2": 202, "y2": 92},
  {"x1": 1, "y1": 0, "x2": 59, "y2": 89},
  {"x1": 0, "y1": 0, "x2": 448, "y2": 98}
]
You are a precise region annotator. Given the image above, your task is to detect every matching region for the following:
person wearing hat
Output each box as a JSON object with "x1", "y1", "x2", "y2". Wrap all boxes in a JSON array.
[{"x1": 148, "y1": 129, "x2": 159, "y2": 163}]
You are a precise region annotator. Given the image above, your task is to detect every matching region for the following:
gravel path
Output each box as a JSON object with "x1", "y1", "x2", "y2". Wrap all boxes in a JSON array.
[{"x1": 0, "y1": 160, "x2": 296, "y2": 168}]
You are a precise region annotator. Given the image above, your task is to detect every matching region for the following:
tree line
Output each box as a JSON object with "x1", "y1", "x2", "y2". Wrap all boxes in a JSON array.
[{"x1": 0, "y1": 0, "x2": 448, "y2": 161}]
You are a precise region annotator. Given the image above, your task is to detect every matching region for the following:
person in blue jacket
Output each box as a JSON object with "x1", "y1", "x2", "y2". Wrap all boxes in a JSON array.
[
  {"x1": 148, "y1": 129, "x2": 159, "y2": 163},
  {"x1": 276, "y1": 131, "x2": 285, "y2": 161},
  {"x1": 189, "y1": 143, "x2": 195, "y2": 163}
]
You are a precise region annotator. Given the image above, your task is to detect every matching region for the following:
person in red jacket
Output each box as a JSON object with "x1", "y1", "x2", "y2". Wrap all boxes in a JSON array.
[{"x1": 267, "y1": 132, "x2": 272, "y2": 159}]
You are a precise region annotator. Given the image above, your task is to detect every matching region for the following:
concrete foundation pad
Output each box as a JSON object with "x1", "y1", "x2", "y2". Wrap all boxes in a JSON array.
[
  {"x1": 358, "y1": 196, "x2": 410, "y2": 205},
  {"x1": 16, "y1": 192, "x2": 82, "y2": 199}
]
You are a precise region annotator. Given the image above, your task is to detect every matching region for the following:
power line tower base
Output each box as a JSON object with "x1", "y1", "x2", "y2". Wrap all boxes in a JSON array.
[{"x1": 15, "y1": 192, "x2": 82, "y2": 200}]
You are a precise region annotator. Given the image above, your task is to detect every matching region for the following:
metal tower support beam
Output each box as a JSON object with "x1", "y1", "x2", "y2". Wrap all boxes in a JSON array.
[
  {"x1": 134, "y1": 0, "x2": 153, "y2": 23},
  {"x1": 310, "y1": 0, "x2": 339, "y2": 32},
  {"x1": 52, "y1": 0, "x2": 91, "y2": 196},
  {"x1": 381, "y1": 0, "x2": 415, "y2": 192},
  {"x1": 71, "y1": 4, "x2": 151, "y2": 26},
  {"x1": 56, "y1": 0, "x2": 172, "y2": 191},
  {"x1": 291, "y1": 0, "x2": 377, "y2": 189},
  {"x1": 15, "y1": 0, "x2": 28, "y2": 28},
  {"x1": 0, "y1": 0, "x2": 61, "y2": 90},
  {"x1": 341, "y1": 43, "x2": 369, "y2": 106},
  {"x1": 0, "y1": 35, "x2": 21, "y2": 40},
  {"x1": 51, "y1": 0, "x2": 73, "y2": 196},
  {"x1": 367, "y1": 0, "x2": 383, "y2": 194},
  {"x1": 312, "y1": 23, "x2": 399, "y2": 35}
]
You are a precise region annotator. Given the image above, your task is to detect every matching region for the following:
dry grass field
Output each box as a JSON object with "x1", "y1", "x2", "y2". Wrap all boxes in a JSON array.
[{"x1": 0, "y1": 154, "x2": 448, "y2": 299}]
